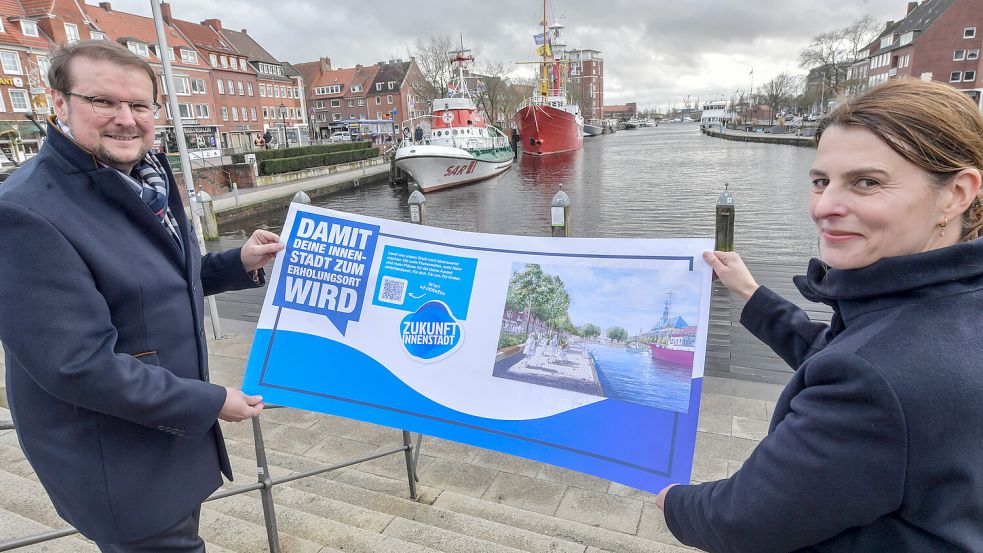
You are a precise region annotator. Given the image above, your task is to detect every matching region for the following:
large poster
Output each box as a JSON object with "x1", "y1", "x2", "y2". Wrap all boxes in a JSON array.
[{"x1": 242, "y1": 204, "x2": 714, "y2": 493}]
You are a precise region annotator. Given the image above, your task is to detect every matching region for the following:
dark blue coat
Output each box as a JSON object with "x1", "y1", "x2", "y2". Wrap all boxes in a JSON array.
[
  {"x1": 0, "y1": 122, "x2": 259, "y2": 543},
  {"x1": 665, "y1": 239, "x2": 983, "y2": 552}
]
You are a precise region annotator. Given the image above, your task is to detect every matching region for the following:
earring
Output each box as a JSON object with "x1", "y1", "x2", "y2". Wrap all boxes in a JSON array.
[{"x1": 940, "y1": 217, "x2": 948, "y2": 237}]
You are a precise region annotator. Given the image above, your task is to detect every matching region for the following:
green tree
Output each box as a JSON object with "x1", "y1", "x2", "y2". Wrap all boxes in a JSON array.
[
  {"x1": 607, "y1": 326, "x2": 629, "y2": 343},
  {"x1": 580, "y1": 323, "x2": 601, "y2": 341},
  {"x1": 506, "y1": 264, "x2": 546, "y2": 335}
]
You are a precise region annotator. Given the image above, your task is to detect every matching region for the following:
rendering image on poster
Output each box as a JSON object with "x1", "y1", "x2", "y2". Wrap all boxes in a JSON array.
[
  {"x1": 241, "y1": 204, "x2": 714, "y2": 494},
  {"x1": 494, "y1": 263, "x2": 701, "y2": 413}
]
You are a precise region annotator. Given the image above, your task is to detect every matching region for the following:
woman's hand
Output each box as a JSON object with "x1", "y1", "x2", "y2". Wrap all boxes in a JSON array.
[{"x1": 703, "y1": 251, "x2": 760, "y2": 301}]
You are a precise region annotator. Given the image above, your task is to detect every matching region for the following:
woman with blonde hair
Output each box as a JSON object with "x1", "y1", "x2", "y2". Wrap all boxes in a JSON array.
[{"x1": 658, "y1": 79, "x2": 983, "y2": 552}]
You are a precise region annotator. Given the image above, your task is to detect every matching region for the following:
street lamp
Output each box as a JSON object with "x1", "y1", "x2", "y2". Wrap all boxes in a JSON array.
[{"x1": 279, "y1": 102, "x2": 289, "y2": 148}]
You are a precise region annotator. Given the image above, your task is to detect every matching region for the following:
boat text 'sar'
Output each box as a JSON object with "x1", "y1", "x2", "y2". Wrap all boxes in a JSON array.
[
  {"x1": 393, "y1": 41, "x2": 514, "y2": 193},
  {"x1": 513, "y1": 1, "x2": 584, "y2": 156}
]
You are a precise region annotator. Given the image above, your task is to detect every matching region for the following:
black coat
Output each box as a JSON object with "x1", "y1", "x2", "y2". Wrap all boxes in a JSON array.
[
  {"x1": 0, "y1": 121, "x2": 260, "y2": 543},
  {"x1": 665, "y1": 239, "x2": 983, "y2": 552}
]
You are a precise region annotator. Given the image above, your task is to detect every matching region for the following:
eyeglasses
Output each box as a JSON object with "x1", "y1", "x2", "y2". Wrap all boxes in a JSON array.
[{"x1": 62, "y1": 92, "x2": 160, "y2": 120}]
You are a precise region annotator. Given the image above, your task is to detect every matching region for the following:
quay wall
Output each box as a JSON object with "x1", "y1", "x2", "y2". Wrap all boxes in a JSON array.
[{"x1": 702, "y1": 127, "x2": 815, "y2": 148}]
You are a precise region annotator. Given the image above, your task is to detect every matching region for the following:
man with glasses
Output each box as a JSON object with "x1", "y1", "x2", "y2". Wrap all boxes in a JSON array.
[{"x1": 0, "y1": 40, "x2": 284, "y2": 552}]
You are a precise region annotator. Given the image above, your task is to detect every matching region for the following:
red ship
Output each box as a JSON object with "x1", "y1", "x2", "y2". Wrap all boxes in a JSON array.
[{"x1": 513, "y1": 3, "x2": 584, "y2": 156}]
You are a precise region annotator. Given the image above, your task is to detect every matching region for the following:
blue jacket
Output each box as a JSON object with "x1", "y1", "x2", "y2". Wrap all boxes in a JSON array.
[
  {"x1": 0, "y1": 122, "x2": 259, "y2": 543},
  {"x1": 665, "y1": 239, "x2": 983, "y2": 552}
]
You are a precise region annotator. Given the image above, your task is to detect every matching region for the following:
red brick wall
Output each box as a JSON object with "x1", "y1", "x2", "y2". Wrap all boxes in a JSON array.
[
  {"x1": 172, "y1": 162, "x2": 255, "y2": 200},
  {"x1": 910, "y1": 1, "x2": 983, "y2": 89}
]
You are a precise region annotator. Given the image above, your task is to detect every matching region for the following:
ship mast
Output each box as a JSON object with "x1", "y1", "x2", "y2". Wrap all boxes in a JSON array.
[{"x1": 540, "y1": 0, "x2": 548, "y2": 96}]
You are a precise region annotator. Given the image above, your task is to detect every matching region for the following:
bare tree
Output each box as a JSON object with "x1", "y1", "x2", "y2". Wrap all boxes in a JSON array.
[
  {"x1": 472, "y1": 61, "x2": 522, "y2": 130},
  {"x1": 411, "y1": 35, "x2": 454, "y2": 104},
  {"x1": 759, "y1": 73, "x2": 803, "y2": 124},
  {"x1": 843, "y1": 15, "x2": 881, "y2": 60},
  {"x1": 799, "y1": 30, "x2": 846, "y2": 92}
]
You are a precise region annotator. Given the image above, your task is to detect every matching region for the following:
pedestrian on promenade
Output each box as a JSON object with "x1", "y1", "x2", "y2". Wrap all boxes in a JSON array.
[
  {"x1": 414, "y1": 125, "x2": 424, "y2": 143},
  {"x1": 254, "y1": 134, "x2": 265, "y2": 150},
  {"x1": 523, "y1": 331, "x2": 538, "y2": 357},
  {"x1": 511, "y1": 128, "x2": 520, "y2": 160},
  {"x1": 0, "y1": 40, "x2": 284, "y2": 552},
  {"x1": 658, "y1": 79, "x2": 983, "y2": 552}
]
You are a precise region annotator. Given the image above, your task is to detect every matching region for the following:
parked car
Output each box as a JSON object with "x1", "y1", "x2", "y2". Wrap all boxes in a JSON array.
[{"x1": 329, "y1": 131, "x2": 351, "y2": 143}]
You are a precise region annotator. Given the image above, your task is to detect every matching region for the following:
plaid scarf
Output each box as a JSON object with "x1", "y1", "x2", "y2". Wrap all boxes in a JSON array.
[{"x1": 56, "y1": 119, "x2": 184, "y2": 254}]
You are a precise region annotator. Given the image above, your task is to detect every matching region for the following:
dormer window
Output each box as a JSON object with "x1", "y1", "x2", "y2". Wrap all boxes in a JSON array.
[
  {"x1": 20, "y1": 21, "x2": 39, "y2": 38},
  {"x1": 375, "y1": 82, "x2": 383, "y2": 91},
  {"x1": 91, "y1": 31, "x2": 106, "y2": 40},
  {"x1": 127, "y1": 41, "x2": 149, "y2": 58},
  {"x1": 351, "y1": 84, "x2": 362, "y2": 93},
  {"x1": 388, "y1": 81, "x2": 396, "y2": 90},
  {"x1": 180, "y1": 49, "x2": 198, "y2": 64},
  {"x1": 899, "y1": 31, "x2": 913, "y2": 46},
  {"x1": 879, "y1": 34, "x2": 895, "y2": 48}
]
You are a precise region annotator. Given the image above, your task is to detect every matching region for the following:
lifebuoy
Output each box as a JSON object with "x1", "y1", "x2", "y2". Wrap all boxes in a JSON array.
[{"x1": 441, "y1": 111, "x2": 454, "y2": 124}]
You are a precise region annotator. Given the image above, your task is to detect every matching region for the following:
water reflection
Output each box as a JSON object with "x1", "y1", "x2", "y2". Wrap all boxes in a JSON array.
[{"x1": 220, "y1": 123, "x2": 819, "y2": 263}]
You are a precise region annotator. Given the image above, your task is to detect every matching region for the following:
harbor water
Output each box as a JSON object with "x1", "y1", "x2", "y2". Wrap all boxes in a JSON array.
[
  {"x1": 587, "y1": 343, "x2": 693, "y2": 413},
  {"x1": 219, "y1": 123, "x2": 819, "y2": 263}
]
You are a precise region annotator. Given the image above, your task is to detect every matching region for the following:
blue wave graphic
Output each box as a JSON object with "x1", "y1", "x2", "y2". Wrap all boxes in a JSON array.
[{"x1": 243, "y1": 328, "x2": 701, "y2": 491}]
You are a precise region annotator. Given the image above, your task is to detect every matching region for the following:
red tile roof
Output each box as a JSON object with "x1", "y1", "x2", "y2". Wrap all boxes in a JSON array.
[
  {"x1": 294, "y1": 61, "x2": 373, "y2": 96},
  {"x1": 83, "y1": 3, "x2": 205, "y2": 69},
  {"x1": 17, "y1": 0, "x2": 52, "y2": 17},
  {"x1": 0, "y1": 0, "x2": 56, "y2": 50},
  {"x1": 171, "y1": 18, "x2": 237, "y2": 55}
]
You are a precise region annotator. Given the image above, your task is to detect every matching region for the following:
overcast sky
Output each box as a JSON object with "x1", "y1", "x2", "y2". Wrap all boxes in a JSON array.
[{"x1": 106, "y1": 0, "x2": 904, "y2": 110}]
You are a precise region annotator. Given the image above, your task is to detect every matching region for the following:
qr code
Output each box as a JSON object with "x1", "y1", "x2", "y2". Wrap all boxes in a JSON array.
[{"x1": 378, "y1": 275, "x2": 408, "y2": 304}]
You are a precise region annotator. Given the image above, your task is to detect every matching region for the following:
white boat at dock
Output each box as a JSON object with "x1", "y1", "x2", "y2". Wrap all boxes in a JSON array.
[{"x1": 394, "y1": 43, "x2": 513, "y2": 192}]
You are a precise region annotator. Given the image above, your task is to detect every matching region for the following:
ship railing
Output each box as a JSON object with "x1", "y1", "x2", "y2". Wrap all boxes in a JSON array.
[
  {"x1": 516, "y1": 95, "x2": 567, "y2": 111},
  {"x1": 399, "y1": 121, "x2": 510, "y2": 151}
]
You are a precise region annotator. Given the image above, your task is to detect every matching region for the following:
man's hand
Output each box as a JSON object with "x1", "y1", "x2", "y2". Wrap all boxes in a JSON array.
[
  {"x1": 219, "y1": 387, "x2": 264, "y2": 422},
  {"x1": 240, "y1": 229, "x2": 284, "y2": 272}
]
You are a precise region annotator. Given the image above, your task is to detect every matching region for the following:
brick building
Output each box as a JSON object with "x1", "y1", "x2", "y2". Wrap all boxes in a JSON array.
[
  {"x1": 563, "y1": 49, "x2": 604, "y2": 121},
  {"x1": 222, "y1": 28, "x2": 308, "y2": 147},
  {"x1": 170, "y1": 14, "x2": 262, "y2": 150},
  {"x1": 362, "y1": 58, "x2": 425, "y2": 142},
  {"x1": 852, "y1": 0, "x2": 983, "y2": 107},
  {"x1": 295, "y1": 57, "x2": 379, "y2": 139},
  {"x1": 0, "y1": 0, "x2": 59, "y2": 163}
]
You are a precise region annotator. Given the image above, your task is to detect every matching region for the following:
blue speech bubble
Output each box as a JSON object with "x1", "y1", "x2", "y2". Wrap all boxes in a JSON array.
[
  {"x1": 400, "y1": 301, "x2": 464, "y2": 361},
  {"x1": 274, "y1": 212, "x2": 379, "y2": 335}
]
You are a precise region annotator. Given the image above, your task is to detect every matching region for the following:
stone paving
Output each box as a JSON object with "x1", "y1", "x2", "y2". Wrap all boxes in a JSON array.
[{"x1": 0, "y1": 330, "x2": 785, "y2": 551}]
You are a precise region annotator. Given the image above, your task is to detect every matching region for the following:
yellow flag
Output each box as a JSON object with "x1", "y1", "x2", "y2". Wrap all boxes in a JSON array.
[{"x1": 536, "y1": 44, "x2": 552, "y2": 57}]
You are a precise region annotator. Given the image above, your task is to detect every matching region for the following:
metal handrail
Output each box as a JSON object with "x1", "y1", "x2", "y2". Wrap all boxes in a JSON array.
[{"x1": 0, "y1": 406, "x2": 423, "y2": 552}]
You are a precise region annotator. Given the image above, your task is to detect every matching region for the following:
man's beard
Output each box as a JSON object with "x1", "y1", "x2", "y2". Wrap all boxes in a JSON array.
[{"x1": 94, "y1": 141, "x2": 151, "y2": 173}]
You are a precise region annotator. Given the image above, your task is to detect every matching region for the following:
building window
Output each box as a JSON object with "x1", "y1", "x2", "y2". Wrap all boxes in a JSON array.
[
  {"x1": 0, "y1": 51, "x2": 22, "y2": 74},
  {"x1": 247, "y1": 82, "x2": 253, "y2": 96},
  {"x1": 170, "y1": 76, "x2": 190, "y2": 95},
  {"x1": 965, "y1": 27, "x2": 977, "y2": 39},
  {"x1": 280, "y1": 86, "x2": 287, "y2": 97},
  {"x1": 209, "y1": 54, "x2": 218, "y2": 67},
  {"x1": 375, "y1": 82, "x2": 383, "y2": 91},
  {"x1": 241, "y1": 58, "x2": 248, "y2": 70},
  {"x1": 37, "y1": 55, "x2": 50, "y2": 84},
  {"x1": 954, "y1": 49, "x2": 966, "y2": 61},
  {"x1": 899, "y1": 54, "x2": 910, "y2": 68},
  {"x1": 965, "y1": 71, "x2": 976, "y2": 82},
  {"x1": 177, "y1": 103, "x2": 193, "y2": 119},
  {"x1": 273, "y1": 86, "x2": 280, "y2": 98},
  {"x1": 8, "y1": 89, "x2": 30, "y2": 112},
  {"x1": 180, "y1": 49, "x2": 198, "y2": 64},
  {"x1": 220, "y1": 56, "x2": 228, "y2": 68},
  {"x1": 0, "y1": 18, "x2": 4, "y2": 32},
  {"x1": 951, "y1": 71, "x2": 962, "y2": 82},
  {"x1": 262, "y1": 107, "x2": 268, "y2": 118},
  {"x1": 21, "y1": 21, "x2": 39, "y2": 37},
  {"x1": 195, "y1": 104, "x2": 210, "y2": 118},
  {"x1": 91, "y1": 31, "x2": 106, "y2": 40},
  {"x1": 330, "y1": 99, "x2": 341, "y2": 107},
  {"x1": 251, "y1": 107, "x2": 257, "y2": 121},
  {"x1": 350, "y1": 84, "x2": 361, "y2": 93},
  {"x1": 216, "y1": 79, "x2": 224, "y2": 94},
  {"x1": 231, "y1": 106, "x2": 238, "y2": 121},
  {"x1": 387, "y1": 95, "x2": 393, "y2": 104},
  {"x1": 241, "y1": 107, "x2": 248, "y2": 120},
  {"x1": 332, "y1": 113, "x2": 341, "y2": 121},
  {"x1": 227, "y1": 80, "x2": 234, "y2": 94},
  {"x1": 259, "y1": 83, "x2": 265, "y2": 97},
  {"x1": 64, "y1": 23, "x2": 79, "y2": 43},
  {"x1": 191, "y1": 78, "x2": 206, "y2": 94},
  {"x1": 127, "y1": 41, "x2": 148, "y2": 58},
  {"x1": 237, "y1": 81, "x2": 244, "y2": 95},
  {"x1": 388, "y1": 81, "x2": 395, "y2": 90},
  {"x1": 347, "y1": 99, "x2": 354, "y2": 107},
  {"x1": 221, "y1": 106, "x2": 229, "y2": 121},
  {"x1": 376, "y1": 111, "x2": 382, "y2": 119},
  {"x1": 375, "y1": 96, "x2": 381, "y2": 105},
  {"x1": 357, "y1": 99, "x2": 365, "y2": 106},
  {"x1": 969, "y1": 49, "x2": 980, "y2": 60}
]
